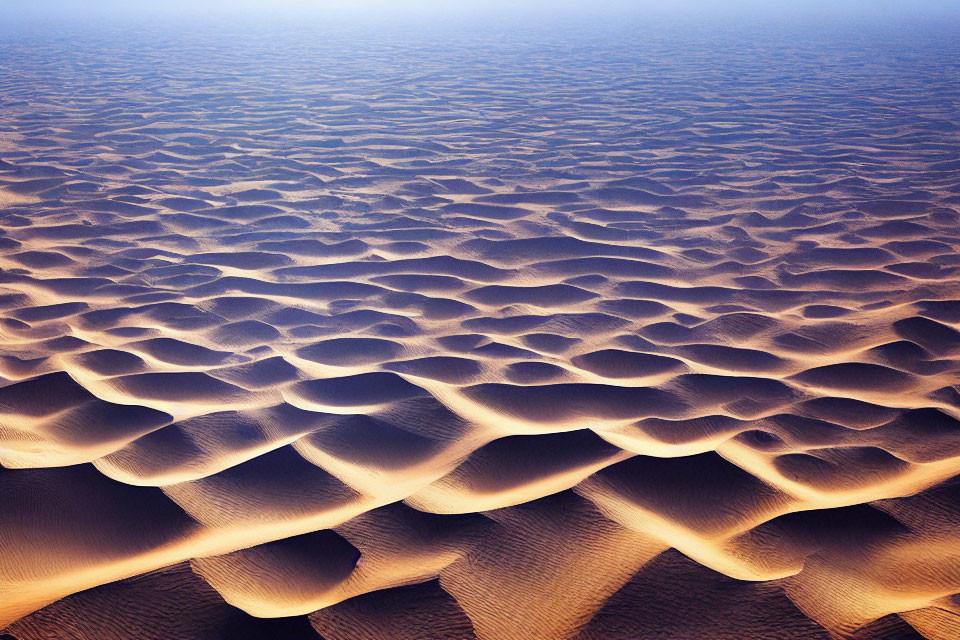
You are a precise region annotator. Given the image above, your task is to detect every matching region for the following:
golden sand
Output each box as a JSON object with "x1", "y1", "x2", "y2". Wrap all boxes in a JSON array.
[{"x1": 2, "y1": 17, "x2": 960, "y2": 640}]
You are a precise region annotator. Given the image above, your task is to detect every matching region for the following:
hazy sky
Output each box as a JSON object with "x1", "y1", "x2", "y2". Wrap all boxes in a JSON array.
[{"x1": 7, "y1": 0, "x2": 960, "y2": 23}]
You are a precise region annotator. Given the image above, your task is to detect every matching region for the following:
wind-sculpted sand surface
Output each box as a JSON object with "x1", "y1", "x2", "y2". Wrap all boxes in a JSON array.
[{"x1": 2, "y1": 16, "x2": 960, "y2": 640}]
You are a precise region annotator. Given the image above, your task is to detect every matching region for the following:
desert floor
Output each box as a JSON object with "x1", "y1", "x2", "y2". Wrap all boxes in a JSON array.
[{"x1": 2, "y1": 14, "x2": 960, "y2": 640}]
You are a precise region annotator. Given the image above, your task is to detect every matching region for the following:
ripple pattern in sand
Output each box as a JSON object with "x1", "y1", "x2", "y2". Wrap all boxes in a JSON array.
[{"x1": 2, "y1": 18, "x2": 960, "y2": 640}]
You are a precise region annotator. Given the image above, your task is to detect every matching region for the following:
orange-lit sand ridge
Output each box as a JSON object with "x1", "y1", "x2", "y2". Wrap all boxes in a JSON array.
[{"x1": 2, "y1": 15, "x2": 960, "y2": 640}]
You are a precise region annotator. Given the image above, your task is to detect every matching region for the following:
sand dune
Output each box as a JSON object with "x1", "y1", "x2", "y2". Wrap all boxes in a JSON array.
[{"x1": 1, "y1": 11, "x2": 960, "y2": 640}]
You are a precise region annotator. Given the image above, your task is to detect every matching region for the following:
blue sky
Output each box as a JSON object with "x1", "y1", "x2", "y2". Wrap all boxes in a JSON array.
[{"x1": 7, "y1": 0, "x2": 960, "y2": 21}]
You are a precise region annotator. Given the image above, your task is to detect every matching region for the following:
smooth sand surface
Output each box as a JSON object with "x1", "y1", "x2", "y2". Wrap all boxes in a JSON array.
[{"x1": 2, "y1": 15, "x2": 960, "y2": 640}]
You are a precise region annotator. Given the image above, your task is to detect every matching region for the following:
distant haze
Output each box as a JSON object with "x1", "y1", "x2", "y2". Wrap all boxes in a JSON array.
[{"x1": 6, "y1": 0, "x2": 960, "y2": 25}]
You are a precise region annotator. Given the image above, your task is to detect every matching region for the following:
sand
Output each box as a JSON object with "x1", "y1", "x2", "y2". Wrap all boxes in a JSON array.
[{"x1": 2, "y1": 13, "x2": 960, "y2": 640}]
